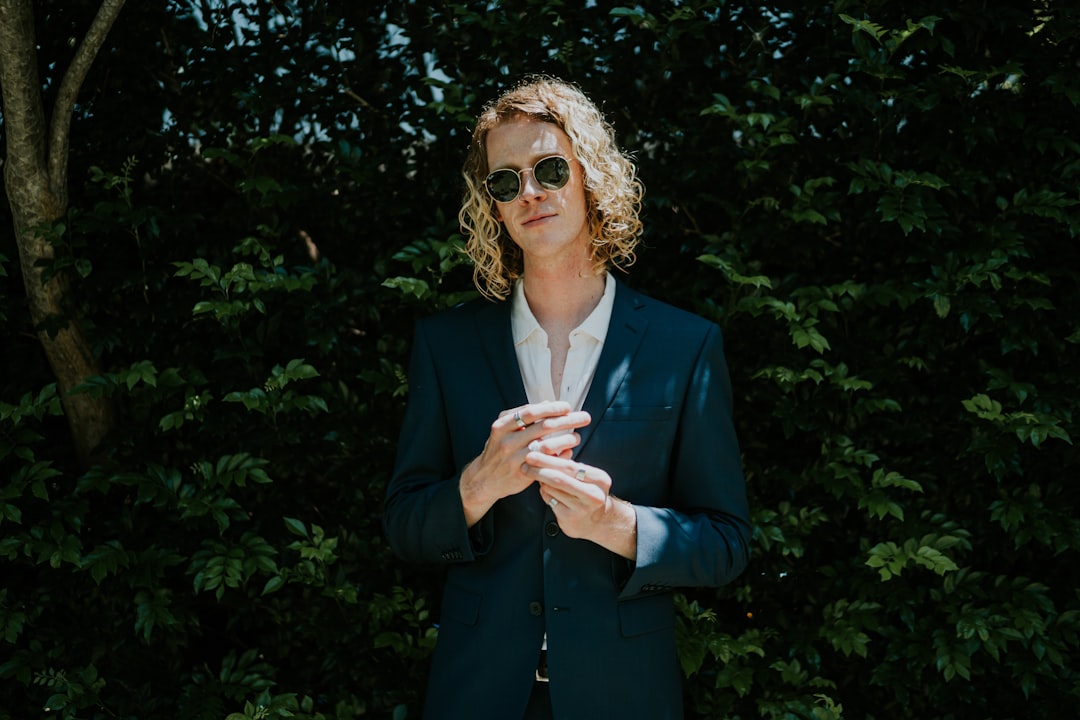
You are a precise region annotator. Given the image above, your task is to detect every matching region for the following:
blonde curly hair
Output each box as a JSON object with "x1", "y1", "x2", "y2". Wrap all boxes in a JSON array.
[{"x1": 459, "y1": 76, "x2": 644, "y2": 300}]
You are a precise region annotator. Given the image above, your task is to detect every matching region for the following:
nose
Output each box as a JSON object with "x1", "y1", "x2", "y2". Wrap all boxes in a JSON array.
[{"x1": 517, "y1": 168, "x2": 547, "y2": 202}]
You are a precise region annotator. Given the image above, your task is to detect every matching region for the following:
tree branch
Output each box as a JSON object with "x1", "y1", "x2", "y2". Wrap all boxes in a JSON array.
[
  {"x1": 47, "y1": 0, "x2": 127, "y2": 201},
  {"x1": 0, "y1": 0, "x2": 49, "y2": 188},
  {"x1": 0, "y1": 0, "x2": 124, "y2": 468}
]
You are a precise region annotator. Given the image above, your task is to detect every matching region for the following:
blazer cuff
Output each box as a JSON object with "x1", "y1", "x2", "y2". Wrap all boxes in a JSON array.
[
  {"x1": 617, "y1": 505, "x2": 675, "y2": 598},
  {"x1": 424, "y1": 475, "x2": 493, "y2": 564},
  {"x1": 467, "y1": 508, "x2": 495, "y2": 557}
]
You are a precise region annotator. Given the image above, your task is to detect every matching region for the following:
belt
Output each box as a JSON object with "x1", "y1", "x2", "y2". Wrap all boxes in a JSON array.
[{"x1": 535, "y1": 649, "x2": 549, "y2": 683}]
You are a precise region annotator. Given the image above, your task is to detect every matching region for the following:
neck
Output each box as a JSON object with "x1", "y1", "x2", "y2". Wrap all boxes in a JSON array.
[{"x1": 521, "y1": 265, "x2": 606, "y2": 330}]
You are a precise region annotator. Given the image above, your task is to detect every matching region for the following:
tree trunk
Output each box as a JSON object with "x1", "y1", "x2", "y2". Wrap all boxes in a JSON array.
[{"x1": 0, "y1": 0, "x2": 126, "y2": 468}]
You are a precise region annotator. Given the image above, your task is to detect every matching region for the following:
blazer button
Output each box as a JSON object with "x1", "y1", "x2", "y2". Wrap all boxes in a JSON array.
[
  {"x1": 528, "y1": 601, "x2": 543, "y2": 616},
  {"x1": 545, "y1": 521, "x2": 560, "y2": 537}
]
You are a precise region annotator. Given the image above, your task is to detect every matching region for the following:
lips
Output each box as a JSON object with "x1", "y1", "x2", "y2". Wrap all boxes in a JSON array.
[{"x1": 523, "y1": 213, "x2": 555, "y2": 226}]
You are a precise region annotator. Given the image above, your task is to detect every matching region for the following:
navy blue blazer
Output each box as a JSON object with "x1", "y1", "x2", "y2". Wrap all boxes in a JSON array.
[{"x1": 383, "y1": 278, "x2": 750, "y2": 720}]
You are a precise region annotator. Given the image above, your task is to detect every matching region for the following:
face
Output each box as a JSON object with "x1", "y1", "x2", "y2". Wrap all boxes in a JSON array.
[{"x1": 484, "y1": 117, "x2": 591, "y2": 272}]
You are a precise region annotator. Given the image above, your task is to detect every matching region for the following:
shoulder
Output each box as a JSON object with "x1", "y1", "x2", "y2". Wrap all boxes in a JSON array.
[
  {"x1": 416, "y1": 295, "x2": 508, "y2": 335},
  {"x1": 615, "y1": 278, "x2": 718, "y2": 337}
]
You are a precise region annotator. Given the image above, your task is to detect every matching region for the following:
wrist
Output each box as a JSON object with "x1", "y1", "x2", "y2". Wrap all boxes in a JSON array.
[
  {"x1": 593, "y1": 496, "x2": 637, "y2": 561},
  {"x1": 459, "y1": 461, "x2": 494, "y2": 527}
]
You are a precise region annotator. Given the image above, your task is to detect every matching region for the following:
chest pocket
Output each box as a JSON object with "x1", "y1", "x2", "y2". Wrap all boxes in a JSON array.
[{"x1": 602, "y1": 405, "x2": 673, "y2": 422}]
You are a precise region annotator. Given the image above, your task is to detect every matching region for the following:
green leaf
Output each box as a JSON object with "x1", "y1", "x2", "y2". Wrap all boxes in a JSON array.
[
  {"x1": 962, "y1": 394, "x2": 1003, "y2": 420},
  {"x1": 382, "y1": 276, "x2": 431, "y2": 299},
  {"x1": 839, "y1": 14, "x2": 888, "y2": 42},
  {"x1": 697, "y1": 254, "x2": 773, "y2": 289},
  {"x1": 284, "y1": 517, "x2": 309, "y2": 539},
  {"x1": 791, "y1": 324, "x2": 831, "y2": 353}
]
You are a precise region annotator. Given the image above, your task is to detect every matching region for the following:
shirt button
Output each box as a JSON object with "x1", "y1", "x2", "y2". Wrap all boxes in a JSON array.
[
  {"x1": 545, "y1": 521, "x2": 560, "y2": 537},
  {"x1": 529, "y1": 601, "x2": 544, "y2": 616}
]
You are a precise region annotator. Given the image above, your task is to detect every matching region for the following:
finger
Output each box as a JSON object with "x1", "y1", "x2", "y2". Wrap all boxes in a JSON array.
[
  {"x1": 538, "y1": 486, "x2": 555, "y2": 506},
  {"x1": 497, "y1": 406, "x2": 531, "y2": 431},
  {"x1": 529, "y1": 400, "x2": 574, "y2": 417},
  {"x1": 577, "y1": 465, "x2": 612, "y2": 494},
  {"x1": 520, "y1": 401, "x2": 579, "y2": 428},
  {"x1": 535, "y1": 410, "x2": 591, "y2": 433},
  {"x1": 526, "y1": 432, "x2": 580, "y2": 456},
  {"x1": 512, "y1": 409, "x2": 528, "y2": 430},
  {"x1": 538, "y1": 485, "x2": 573, "y2": 512},
  {"x1": 524, "y1": 453, "x2": 585, "y2": 475},
  {"x1": 514, "y1": 413, "x2": 589, "y2": 449},
  {"x1": 531, "y1": 458, "x2": 613, "y2": 500},
  {"x1": 498, "y1": 402, "x2": 575, "y2": 432},
  {"x1": 532, "y1": 465, "x2": 605, "y2": 501},
  {"x1": 523, "y1": 449, "x2": 567, "y2": 470}
]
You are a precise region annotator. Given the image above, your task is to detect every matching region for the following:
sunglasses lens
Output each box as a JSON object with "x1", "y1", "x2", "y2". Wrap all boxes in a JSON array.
[
  {"x1": 485, "y1": 157, "x2": 571, "y2": 202},
  {"x1": 535, "y1": 156, "x2": 571, "y2": 189},
  {"x1": 486, "y1": 170, "x2": 520, "y2": 203}
]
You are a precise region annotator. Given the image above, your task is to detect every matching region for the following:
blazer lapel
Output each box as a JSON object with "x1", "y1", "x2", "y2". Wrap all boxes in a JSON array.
[
  {"x1": 577, "y1": 280, "x2": 648, "y2": 455},
  {"x1": 473, "y1": 299, "x2": 529, "y2": 410}
]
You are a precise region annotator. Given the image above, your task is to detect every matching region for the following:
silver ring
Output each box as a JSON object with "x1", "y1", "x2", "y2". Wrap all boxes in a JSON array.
[
  {"x1": 514, "y1": 411, "x2": 527, "y2": 429},
  {"x1": 549, "y1": 497, "x2": 559, "y2": 508},
  {"x1": 574, "y1": 468, "x2": 587, "y2": 481}
]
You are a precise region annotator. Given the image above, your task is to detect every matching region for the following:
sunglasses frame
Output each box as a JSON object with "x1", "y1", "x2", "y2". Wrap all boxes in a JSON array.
[{"x1": 485, "y1": 155, "x2": 572, "y2": 203}]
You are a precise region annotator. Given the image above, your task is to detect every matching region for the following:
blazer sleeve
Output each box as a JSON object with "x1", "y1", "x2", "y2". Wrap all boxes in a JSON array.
[
  {"x1": 381, "y1": 318, "x2": 495, "y2": 565},
  {"x1": 618, "y1": 323, "x2": 751, "y2": 598}
]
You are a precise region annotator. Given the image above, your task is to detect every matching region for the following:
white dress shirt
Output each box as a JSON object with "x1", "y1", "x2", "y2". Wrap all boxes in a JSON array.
[{"x1": 511, "y1": 272, "x2": 616, "y2": 409}]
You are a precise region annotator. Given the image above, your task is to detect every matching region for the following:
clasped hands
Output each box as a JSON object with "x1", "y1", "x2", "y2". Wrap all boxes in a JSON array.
[{"x1": 459, "y1": 400, "x2": 637, "y2": 559}]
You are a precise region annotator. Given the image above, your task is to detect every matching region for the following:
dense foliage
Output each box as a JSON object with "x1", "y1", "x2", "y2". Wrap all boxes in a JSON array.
[{"x1": 1, "y1": 1, "x2": 1077, "y2": 718}]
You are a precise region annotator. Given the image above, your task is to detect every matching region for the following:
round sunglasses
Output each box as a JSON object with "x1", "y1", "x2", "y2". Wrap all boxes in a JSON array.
[{"x1": 485, "y1": 155, "x2": 572, "y2": 203}]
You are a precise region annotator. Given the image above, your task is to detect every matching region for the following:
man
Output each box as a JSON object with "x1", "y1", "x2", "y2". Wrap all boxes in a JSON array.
[{"x1": 383, "y1": 76, "x2": 750, "y2": 720}]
